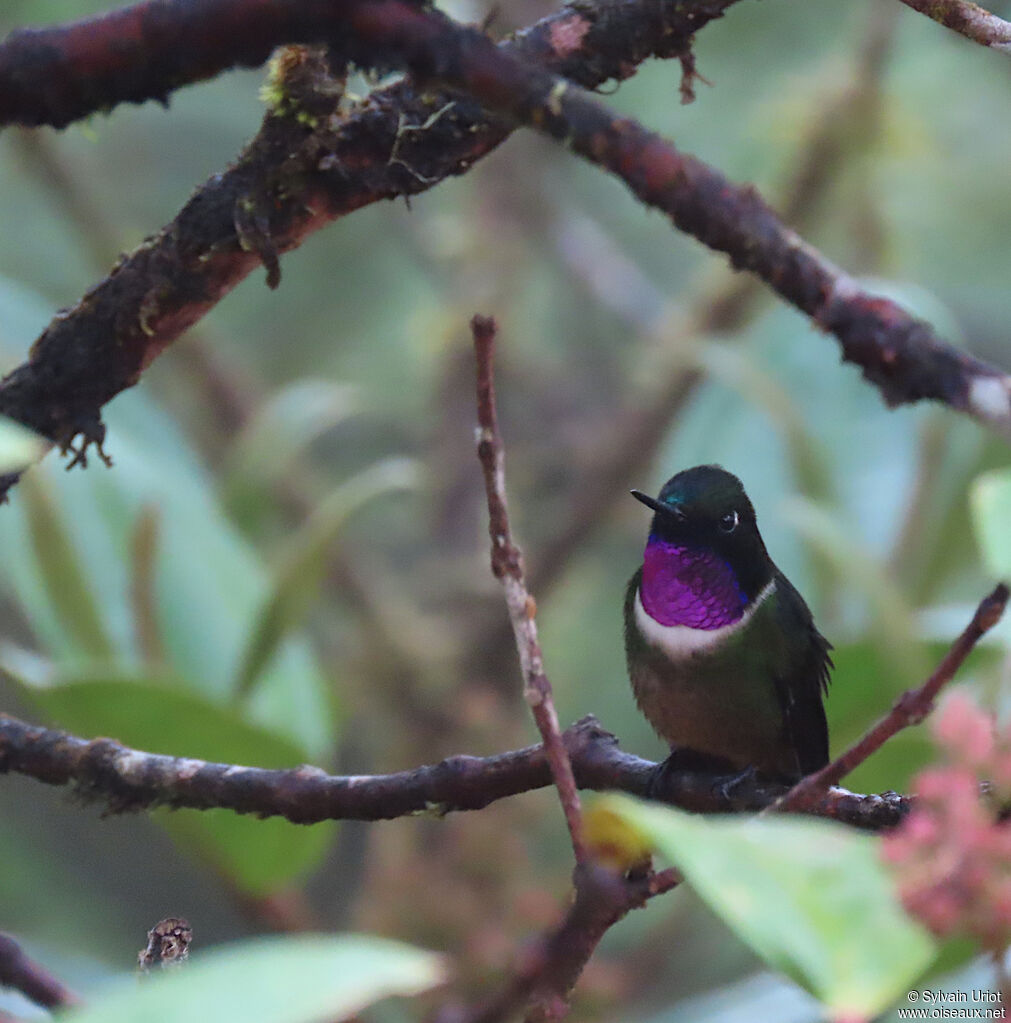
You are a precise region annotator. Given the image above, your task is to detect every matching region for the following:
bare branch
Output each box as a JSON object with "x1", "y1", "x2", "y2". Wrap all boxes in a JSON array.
[
  {"x1": 0, "y1": 933, "x2": 80, "y2": 1010},
  {"x1": 472, "y1": 314, "x2": 585, "y2": 863},
  {"x1": 898, "y1": 0, "x2": 1011, "y2": 51},
  {"x1": 777, "y1": 583, "x2": 1010, "y2": 813},
  {"x1": 0, "y1": 711, "x2": 908, "y2": 829}
]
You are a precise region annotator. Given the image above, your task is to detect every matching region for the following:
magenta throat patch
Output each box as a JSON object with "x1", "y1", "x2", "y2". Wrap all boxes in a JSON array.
[{"x1": 639, "y1": 538, "x2": 747, "y2": 629}]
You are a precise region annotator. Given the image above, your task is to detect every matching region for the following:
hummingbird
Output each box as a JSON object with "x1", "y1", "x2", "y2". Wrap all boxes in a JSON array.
[{"x1": 624, "y1": 465, "x2": 831, "y2": 783}]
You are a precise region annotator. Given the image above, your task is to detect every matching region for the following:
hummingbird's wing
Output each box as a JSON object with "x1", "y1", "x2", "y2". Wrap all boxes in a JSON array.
[{"x1": 770, "y1": 569, "x2": 833, "y2": 778}]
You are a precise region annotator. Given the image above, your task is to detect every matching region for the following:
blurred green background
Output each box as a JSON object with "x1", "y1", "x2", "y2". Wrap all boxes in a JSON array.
[{"x1": 1, "y1": 0, "x2": 1010, "y2": 1019}]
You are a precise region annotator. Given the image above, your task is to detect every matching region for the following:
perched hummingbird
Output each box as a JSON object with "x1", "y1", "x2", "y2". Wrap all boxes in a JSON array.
[{"x1": 624, "y1": 465, "x2": 831, "y2": 783}]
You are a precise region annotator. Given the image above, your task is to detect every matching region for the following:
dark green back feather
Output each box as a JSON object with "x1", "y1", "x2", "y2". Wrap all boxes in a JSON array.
[{"x1": 769, "y1": 567, "x2": 832, "y2": 776}]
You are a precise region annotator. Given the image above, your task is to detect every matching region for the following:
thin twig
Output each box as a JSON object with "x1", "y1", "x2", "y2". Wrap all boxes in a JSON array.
[
  {"x1": 897, "y1": 0, "x2": 1011, "y2": 51},
  {"x1": 0, "y1": 933, "x2": 81, "y2": 1010},
  {"x1": 776, "y1": 583, "x2": 1010, "y2": 813},
  {"x1": 471, "y1": 315, "x2": 586, "y2": 864}
]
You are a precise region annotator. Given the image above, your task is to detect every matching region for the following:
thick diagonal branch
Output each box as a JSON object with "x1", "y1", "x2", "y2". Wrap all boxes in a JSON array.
[
  {"x1": 0, "y1": 0, "x2": 737, "y2": 129},
  {"x1": 383, "y1": 6, "x2": 1011, "y2": 436},
  {"x1": 1, "y1": 0, "x2": 1007, "y2": 506},
  {"x1": 0, "y1": 0, "x2": 735, "y2": 491}
]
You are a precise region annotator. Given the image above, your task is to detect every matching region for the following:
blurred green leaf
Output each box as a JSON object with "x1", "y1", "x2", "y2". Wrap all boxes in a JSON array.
[
  {"x1": 828, "y1": 640, "x2": 1000, "y2": 796},
  {"x1": 970, "y1": 468, "x2": 1011, "y2": 580},
  {"x1": 605, "y1": 796, "x2": 936, "y2": 1017},
  {"x1": 235, "y1": 457, "x2": 419, "y2": 697},
  {"x1": 641, "y1": 970, "x2": 821, "y2": 1023},
  {"x1": 0, "y1": 414, "x2": 45, "y2": 472},
  {"x1": 63, "y1": 934, "x2": 445, "y2": 1023},
  {"x1": 826, "y1": 641, "x2": 933, "y2": 797},
  {"x1": 13, "y1": 673, "x2": 335, "y2": 894},
  {"x1": 0, "y1": 272, "x2": 333, "y2": 757},
  {"x1": 160, "y1": 807, "x2": 331, "y2": 896},
  {"x1": 783, "y1": 497, "x2": 928, "y2": 686},
  {"x1": 0, "y1": 386, "x2": 335, "y2": 756},
  {"x1": 224, "y1": 379, "x2": 361, "y2": 509},
  {"x1": 885, "y1": 416, "x2": 986, "y2": 601},
  {"x1": 21, "y1": 473, "x2": 116, "y2": 661},
  {"x1": 129, "y1": 504, "x2": 165, "y2": 665},
  {"x1": 699, "y1": 344, "x2": 833, "y2": 505}
]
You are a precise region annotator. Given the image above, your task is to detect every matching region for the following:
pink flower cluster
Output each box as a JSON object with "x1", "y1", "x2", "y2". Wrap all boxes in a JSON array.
[{"x1": 881, "y1": 691, "x2": 1011, "y2": 948}]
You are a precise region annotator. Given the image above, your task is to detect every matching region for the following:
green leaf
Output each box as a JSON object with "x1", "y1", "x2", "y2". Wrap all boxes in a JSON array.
[
  {"x1": 638, "y1": 971, "x2": 820, "y2": 1023},
  {"x1": 825, "y1": 640, "x2": 998, "y2": 797},
  {"x1": 0, "y1": 414, "x2": 45, "y2": 473},
  {"x1": 128, "y1": 504, "x2": 166, "y2": 665},
  {"x1": 20, "y1": 473, "x2": 116, "y2": 661},
  {"x1": 0, "y1": 386, "x2": 335, "y2": 757},
  {"x1": 605, "y1": 797, "x2": 936, "y2": 1017},
  {"x1": 970, "y1": 468, "x2": 1011, "y2": 579},
  {"x1": 782, "y1": 497, "x2": 928, "y2": 687},
  {"x1": 235, "y1": 457, "x2": 419, "y2": 697},
  {"x1": 12, "y1": 673, "x2": 335, "y2": 894},
  {"x1": 224, "y1": 379, "x2": 361, "y2": 506},
  {"x1": 62, "y1": 934, "x2": 445, "y2": 1023}
]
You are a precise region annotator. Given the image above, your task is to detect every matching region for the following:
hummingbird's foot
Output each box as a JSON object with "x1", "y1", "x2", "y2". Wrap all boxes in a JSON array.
[
  {"x1": 712, "y1": 765, "x2": 761, "y2": 806},
  {"x1": 647, "y1": 747, "x2": 739, "y2": 803},
  {"x1": 59, "y1": 413, "x2": 113, "y2": 470},
  {"x1": 646, "y1": 750, "x2": 774, "y2": 812}
]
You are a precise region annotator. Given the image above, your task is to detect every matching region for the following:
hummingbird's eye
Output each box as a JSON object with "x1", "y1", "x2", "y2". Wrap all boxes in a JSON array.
[{"x1": 719, "y1": 510, "x2": 738, "y2": 533}]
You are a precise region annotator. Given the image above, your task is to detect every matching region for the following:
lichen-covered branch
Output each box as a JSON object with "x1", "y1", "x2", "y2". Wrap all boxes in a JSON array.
[
  {"x1": 2, "y1": 0, "x2": 1008, "y2": 502},
  {"x1": 0, "y1": 0, "x2": 736, "y2": 492},
  {"x1": 0, "y1": 0, "x2": 414, "y2": 129},
  {"x1": 0, "y1": 711, "x2": 908, "y2": 829},
  {"x1": 0, "y1": 0, "x2": 738, "y2": 130}
]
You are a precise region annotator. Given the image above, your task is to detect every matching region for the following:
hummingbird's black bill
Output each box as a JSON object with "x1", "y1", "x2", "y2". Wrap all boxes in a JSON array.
[
  {"x1": 630, "y1": 489, "x2": 666, "y2": 515},
  {"x1": 631, "y1": 488, "x2": 687, "y2": 524}
]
